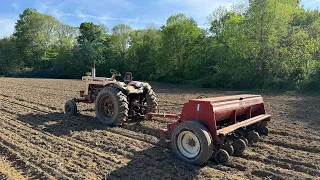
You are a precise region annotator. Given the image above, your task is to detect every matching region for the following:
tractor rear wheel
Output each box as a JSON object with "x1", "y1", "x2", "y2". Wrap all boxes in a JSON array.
[
  {"x1": 145, "y1": 88, "x2": 158, "y2": 113},
  {"x1": 64, "y1": 100, "x2": 77, "y2": 116},
  {"x1": 95, "y1": 86, "x2": 129, "y2": 126},
  {"x1": 171, "y1": 121, "x2": 213, "y2": 166}
]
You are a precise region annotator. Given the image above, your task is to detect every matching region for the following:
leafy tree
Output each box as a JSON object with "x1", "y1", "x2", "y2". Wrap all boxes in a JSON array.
[
  {"x1": 78, "y1": 22, "x2": 102, "y2": 44},
  {"x1": 1, "y1": 4, "x2": 319, "y2": 91},
  {"x1": 158, "y1": 13, "x2": 202, "y2": 79},
  {"x1": 0, "y1": 38, "x2": 21, "y2": 75},
  {"x1": 111, "y1": 24, "x2": 132, "y2": 72},
  {"x1": 127, "y1": 24, "x2": 161, "y2": 79}
]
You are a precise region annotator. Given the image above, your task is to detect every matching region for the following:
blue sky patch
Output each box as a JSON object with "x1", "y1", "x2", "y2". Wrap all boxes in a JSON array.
[{"x1": 0, "y1": 0, "x2": 319, "y2": 37}]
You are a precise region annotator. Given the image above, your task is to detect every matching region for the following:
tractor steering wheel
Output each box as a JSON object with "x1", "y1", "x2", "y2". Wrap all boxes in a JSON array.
[{"x1": 110, "y1": 69, "x2": 121, "y2": 76}]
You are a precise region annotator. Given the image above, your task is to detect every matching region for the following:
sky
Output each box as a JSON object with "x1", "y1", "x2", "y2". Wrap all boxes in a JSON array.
[{"x1": 0, "y1": 0, "x2": 320, "y2": 38}]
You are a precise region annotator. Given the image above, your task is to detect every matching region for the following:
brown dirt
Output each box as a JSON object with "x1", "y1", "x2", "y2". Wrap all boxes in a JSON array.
[{"x1": 0, "y1": 77, "x2": 319, "y2": 179}]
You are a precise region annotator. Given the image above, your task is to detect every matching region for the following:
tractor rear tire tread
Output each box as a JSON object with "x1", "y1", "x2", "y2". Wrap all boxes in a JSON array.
[
  {"x1": 95, "y1": 86, "x2": 129, "y2": 126},
  {"x1": 145, "y1": 88, "x2": 158, "y2": 113}
]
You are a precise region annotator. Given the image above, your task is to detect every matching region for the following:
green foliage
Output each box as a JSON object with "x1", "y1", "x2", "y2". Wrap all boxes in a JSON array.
[
  {"x1": 78, "y1": 22, "x2": 102, "y2": 44},
  {"x1": 0, "y1": 38, "x2": 22, "y2": 75},
  {"x1": 157, "y1": 13, "x2": 202, "y2": 79},
  {"x1": 1, "y1": 3, "x2": 320, "y2": 91}
]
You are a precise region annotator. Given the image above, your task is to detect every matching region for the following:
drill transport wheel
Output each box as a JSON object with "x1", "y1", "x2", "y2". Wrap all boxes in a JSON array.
[{"x1": 171, "y1": 121, "x2": 213, "y2": 166}]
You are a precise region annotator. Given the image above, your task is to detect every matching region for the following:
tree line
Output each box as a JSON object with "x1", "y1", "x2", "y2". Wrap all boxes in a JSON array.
[{"x1": 0, "y1": 0, "x2": 320, "y2": 90}]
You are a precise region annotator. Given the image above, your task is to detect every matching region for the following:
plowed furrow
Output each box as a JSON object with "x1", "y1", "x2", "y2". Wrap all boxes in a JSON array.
[
  {"x1": 122, "y1": 123, "x2": 161, "y2": 137},
  {"x1": 0, "y1": 96, "x2": 58, "y2": 113},
  {"x1": 1, "y1": 114, "x2": 128, "y2": 161},
  {"x1": 0, "y1": 118, "x2": 125, "y2": 177},
  {"x1": 2, "y1": 98, "x2": 162, "y2": 147},
  {"x1": 0, "y1": 130, "x2": 72, "y2": 179},
  {"x1": 0, "y1": 116, "x2": 130, "y2": 178},
  {"x1": 267, "y1": 155, "x2": 319, "y2": 170},
  {"x1": 263, "y1": 139, "x2": 320, "y2": 153},
  {"x1": 250, "y1": 143, "x2": 320, "y2": 169},
  {"x1": 0, "y1": 97, "x2": 165, "y2": 146},
  {"x1": 270, "y1": 129, "x2": 320, "y2": 142},
  {"x1": 0, "y1": 155, "x2": 26, "y2": 180},
  {"x1": 105, "y1": 127, "x2": 163, "y2": 146},
  {"x1": 240, "y1": 151, "x2": 320, "y2": 176},
  {"x1": 256, "y1": 143, "x2": 320, "y2": 164},
  {"x1": 232, "y1": 155, "x2": 313, "y2": 179},
  {"x1": 0, "y1": 139, "x2": 56, "y2": 179},
  {"x1": 1, "y1": 112, "x2": 240, "y2": 179},
  {"x1": 0, "y1": 79, "x2": 74, "y2": 92},
  {"x1": 251, "y1": 169, "x2": 286, "y2": 180},
  {"x1": 2, "y1": 114, "x2": 130, "y2": 163},
  {"x1": 269, "y1": 120, "x2": 320, "y2": 137}
]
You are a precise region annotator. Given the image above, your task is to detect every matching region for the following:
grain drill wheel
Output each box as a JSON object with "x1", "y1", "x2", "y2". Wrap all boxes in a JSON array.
[
  {"x1": 239, "y1": 137, "x2": 249, "y2": 146},
  {"x1": 95, "y1": 86, "x2": 129, "y2": 126},
  {"x1": 259, "y1": 127, "x2": 269, "y2": 136},
  {"x1": 171, "y1": 121, "x2": 213, "y2": 166},
  {"x1": 145, "y1": 88, "x2": 158, "y2": 113},
  {"x1": 214, "y1": 149, "x2": 229, "y2": 165},
  {"x1": 233, "y1": 139, "x2": 246, "y2": 155},
  {"x1": 221, "y1": 142, "x2": 234, "y2": 156},
  {"x1": 64, "y1": 100, "x2": 77, "y2": 116},
  {"x1": 247, "y1": 131, "x2": 260, "y2": 144}
]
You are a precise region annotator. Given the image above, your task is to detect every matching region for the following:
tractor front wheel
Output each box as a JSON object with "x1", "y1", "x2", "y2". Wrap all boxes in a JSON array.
[
  {"x1": 95, "y1": 87, "x2": 129, "y2": 126},
  {"x1": 64, "y1": 100, "x2": 78, "y2": 116},
  {"x1": 171, "y1": 121, "x2": 213, "y2": 166}
]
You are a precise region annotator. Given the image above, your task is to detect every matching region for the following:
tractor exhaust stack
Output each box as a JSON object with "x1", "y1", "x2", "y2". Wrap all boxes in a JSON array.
[{"x1": 91, "y1": 63, "x2": 96, "y2": 78}]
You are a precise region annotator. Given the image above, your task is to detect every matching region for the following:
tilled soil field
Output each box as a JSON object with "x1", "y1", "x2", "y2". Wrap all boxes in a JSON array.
[{"x1": 0, "y1": 77, "x2": 319, "y2": 180}]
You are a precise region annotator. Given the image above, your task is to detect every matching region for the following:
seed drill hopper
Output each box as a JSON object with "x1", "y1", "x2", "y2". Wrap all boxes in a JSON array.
[{"x1": 146, "y1": 94, "x2": 270, "y2": 165}]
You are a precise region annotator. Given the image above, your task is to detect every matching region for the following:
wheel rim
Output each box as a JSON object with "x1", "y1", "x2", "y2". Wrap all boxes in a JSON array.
[
  {"x1": 247, "y1": 131, "x2": 260, "y2": 143},
  {"x1": 217, "y1": 151, "x2": 228, "y2": 163},
  {"x1": 65, "y1": 104, "x2": 72, "y2": 114},
  {"x1": 177, "y1": 131, "x2": 200, "y2": 159},
  {"x1": 103, "y1": 95, "x2": 115, "y2": 118},
  {"x1": 221, "y1": 142, "x2": 234, "y2": 155},
  {"x1": 234, "y1": 139, "x2": 246, "y2": 153}
]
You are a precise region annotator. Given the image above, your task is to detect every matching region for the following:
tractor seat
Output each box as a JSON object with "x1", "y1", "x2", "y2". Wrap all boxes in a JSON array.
[{"x1": 124, "y1": 72, "x2": 133, "y2": 83}]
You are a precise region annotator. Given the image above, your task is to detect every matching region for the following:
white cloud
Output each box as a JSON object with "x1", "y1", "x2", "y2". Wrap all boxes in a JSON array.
[
  {"x1": 35, "y1": 0, "x2": 52, "y2": 13},
  {"x1": 12, "y1": 3, "x2": 19, "y2": 11},
  {"x1": 74, "y1": 10, "x2": 162, "y2": 25},
  {"x1": 0, "y1": 18, "x2": 16, "y2": 38}
]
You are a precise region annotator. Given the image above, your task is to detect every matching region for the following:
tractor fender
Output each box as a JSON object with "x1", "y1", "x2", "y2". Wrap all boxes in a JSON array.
[
  {"x1": 104, "y1": 82, "x2": 126, "y2": 91},
  {"x1": 126, "y1": 85, "x2": 144, "y2": 94}
]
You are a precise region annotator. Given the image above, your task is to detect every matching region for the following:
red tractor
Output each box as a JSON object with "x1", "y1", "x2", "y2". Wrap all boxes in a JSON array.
[{"x1": 64, "y1": 69, "x2": 158, "y2": 125}]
